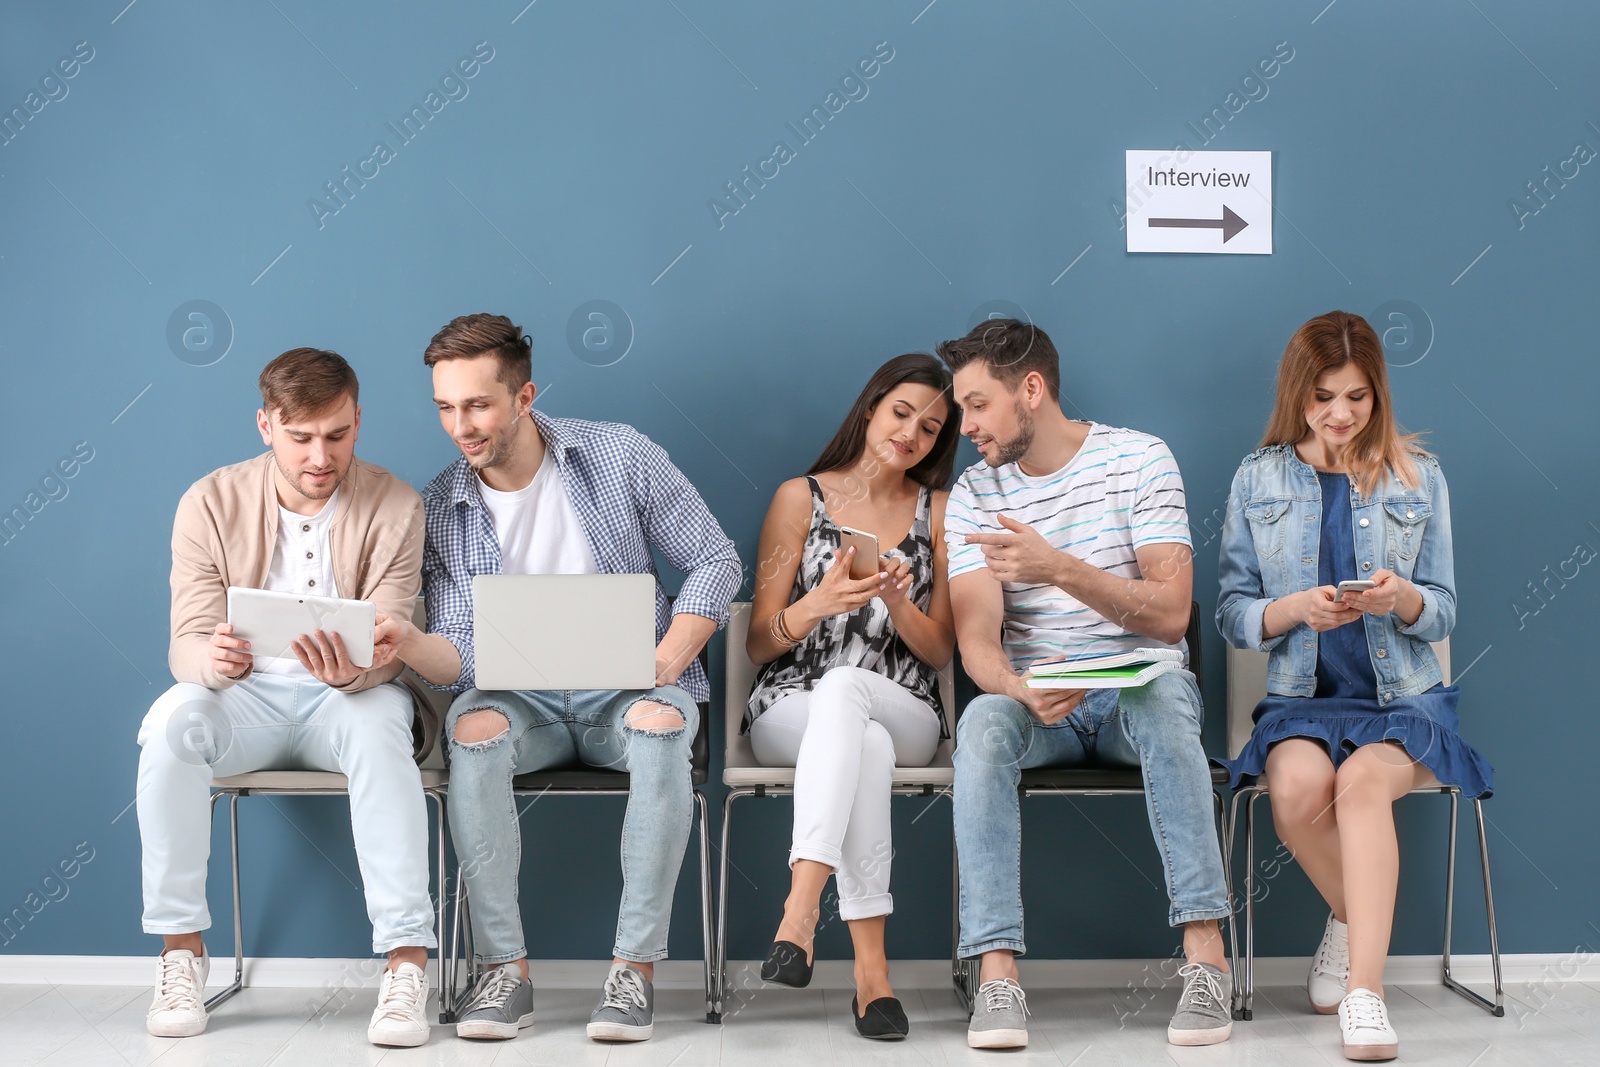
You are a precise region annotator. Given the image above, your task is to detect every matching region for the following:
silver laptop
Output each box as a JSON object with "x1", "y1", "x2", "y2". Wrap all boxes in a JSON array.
[{"x1": 471, "y1": 574, "x2": 657, "y2": 691}]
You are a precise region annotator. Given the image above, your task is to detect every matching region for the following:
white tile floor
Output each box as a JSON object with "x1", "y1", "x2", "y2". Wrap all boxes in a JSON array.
[{"x1": 0, "y1": 977, "x2": 1593, "y2": 1067}]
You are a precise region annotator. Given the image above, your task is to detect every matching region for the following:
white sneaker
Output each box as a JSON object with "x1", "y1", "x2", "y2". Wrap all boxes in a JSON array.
[
  {"x1": 147, "y1": 949, "x2": 209, "y2": 1037},
  {"x1": 1308, "y1": 913, "x2": 1350, "y2": 1014},
  {"x1": 1339, "y1": 988, "x2": 1398, "y2": 1061},
  {"x1": 368, "y1": 962, "x2": 431, "y2": 1047}
]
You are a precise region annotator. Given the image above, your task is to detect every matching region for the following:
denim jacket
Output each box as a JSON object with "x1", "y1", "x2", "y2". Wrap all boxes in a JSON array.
[{"x1": 1216, "y1": 444, "x2": 1455, "y2": 703}]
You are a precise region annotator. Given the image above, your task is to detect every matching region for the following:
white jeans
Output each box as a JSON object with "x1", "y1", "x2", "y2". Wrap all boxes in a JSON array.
[
  {"x1": 136, "y1": 674, "x2": 436, "y2": 953},
  {"x1": 749, "y1": 666, "x2": 940, "y2": 920}
]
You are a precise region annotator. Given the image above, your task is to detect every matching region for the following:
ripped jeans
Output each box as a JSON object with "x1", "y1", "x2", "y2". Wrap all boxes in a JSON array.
[{"x1": 444, "y1": 685, "x2": 699, "y2": 964}]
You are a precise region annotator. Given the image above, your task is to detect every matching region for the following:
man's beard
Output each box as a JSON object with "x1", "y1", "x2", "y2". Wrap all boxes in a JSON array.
[
  {"x1": 462, "y1": 428, "x2": 517, "y2": 471},
  {"x1": 988, "y1": 401, "x2": 1036, "y2": 466},
  {"x1": 274, "y1": 453, "x2": 344, "y2": 501}
]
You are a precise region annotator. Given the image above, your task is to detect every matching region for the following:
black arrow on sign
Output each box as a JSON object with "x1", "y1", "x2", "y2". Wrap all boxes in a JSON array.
[{"x1": 1148, "y1": 205, "x2": 1248, "y2": 243}]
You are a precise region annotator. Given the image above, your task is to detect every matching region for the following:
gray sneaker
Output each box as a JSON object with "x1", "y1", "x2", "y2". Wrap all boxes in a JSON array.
[
  {"x1": 455, "y1": 964, "x2": 535, "y2": 1040},
  {"x1": 587, "y1": 963, "x2": 654, "y2": 1042},
  {"x1": 1168, "y1": 962, "x2": 1233, "y2": 1046},
  {"x1": 967, "y1": 977, "x2": 1029, "y2": 1049}
]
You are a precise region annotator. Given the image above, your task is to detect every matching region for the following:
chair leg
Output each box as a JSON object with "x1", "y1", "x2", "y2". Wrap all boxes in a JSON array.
[
  {"x1": 695, "y1": 790, "x2": 717, "y2": 1024},
  {"x1": 447, "y1": 863, "x2": 479, "y2": 1022},
  {"x1": 1240, "y1": 787, "x2": 1262, "y2": 1021},
  {"x1": 1440, "y1": 792, "x2": 1505, "y2": 1016},
  {"x1": 713, "y1": 790, "x2": 738, "y2": 1022},
  {"x1": 1212, "y1": 787, "x2": 1243, "y2": 1021},
  {"x1": 204, "y1": 791, "x2": 245, "y2": 1012},
  {"x1": 951, "y1": 830, "x2": 976, "y2": 1013},
  {"x1": 1474, "y1": 797, "x2": 1506, "y2": 1016},
  {"x1": 1221, "y1": 787, "x2": 1239, "y2": 1018},
  {"x1": 425, "y1": 789, "x2": 452, "y2": 1023}
]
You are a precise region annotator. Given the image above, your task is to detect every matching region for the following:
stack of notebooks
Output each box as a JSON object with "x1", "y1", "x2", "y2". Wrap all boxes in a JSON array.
[{"x1": 1022, "y1": 647, "x2": 1184, "y2": 689}]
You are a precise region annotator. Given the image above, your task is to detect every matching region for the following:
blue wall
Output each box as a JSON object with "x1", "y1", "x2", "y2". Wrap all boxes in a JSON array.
[{"x1": 3, "y1": 0, "x2": 1597, "y2": 965}]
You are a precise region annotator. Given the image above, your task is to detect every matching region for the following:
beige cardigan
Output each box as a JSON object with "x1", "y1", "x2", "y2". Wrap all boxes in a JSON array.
[{"x1": 168, "y1": 452, "x2": 435, "y2": 750}]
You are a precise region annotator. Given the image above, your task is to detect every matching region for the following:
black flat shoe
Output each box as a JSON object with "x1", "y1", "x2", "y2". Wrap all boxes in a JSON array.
[
  {"x1": 760, "y1": 940, "x2": 813, "y2": 987},
  {"x1": 853, "y1": 995, "x2": 909, "y2": 1040}
]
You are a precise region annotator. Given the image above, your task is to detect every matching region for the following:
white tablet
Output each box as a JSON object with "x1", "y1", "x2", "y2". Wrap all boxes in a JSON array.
[{"x1": 226, "y1": 587, "x2": 376, "y2": 669}]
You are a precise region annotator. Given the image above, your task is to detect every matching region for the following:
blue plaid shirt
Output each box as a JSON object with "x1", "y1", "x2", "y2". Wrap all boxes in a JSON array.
[{"x1": 421, "y1": 408, "x2": 741, "y2": 701}]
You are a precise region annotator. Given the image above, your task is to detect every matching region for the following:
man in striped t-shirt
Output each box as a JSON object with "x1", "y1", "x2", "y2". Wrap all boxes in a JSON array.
[{"x1": 940, "y1": 320, "x2": 1232, "y2": 1051}]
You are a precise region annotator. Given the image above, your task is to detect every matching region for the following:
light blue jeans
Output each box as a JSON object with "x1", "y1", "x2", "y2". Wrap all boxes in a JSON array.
[
  {"x1": 953, "y1": 669, "x2": 1230, "y2": 958},
  {"x1": 445, "y1": 685, "x2": 699, "y2": 965},
  {"x1": 136, "y1": 675, "x2": 436, "y2": 954}
]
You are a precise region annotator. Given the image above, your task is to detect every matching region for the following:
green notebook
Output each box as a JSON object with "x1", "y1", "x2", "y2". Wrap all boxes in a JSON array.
[{"x1": 1023, "y1": 651, "x2": 1182, "y2": 689}]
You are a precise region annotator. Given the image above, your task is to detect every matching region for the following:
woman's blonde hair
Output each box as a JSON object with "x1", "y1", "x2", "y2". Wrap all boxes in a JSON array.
[{"x1": 1260, "y1": 310, "x2": 1428, "y2": 497}]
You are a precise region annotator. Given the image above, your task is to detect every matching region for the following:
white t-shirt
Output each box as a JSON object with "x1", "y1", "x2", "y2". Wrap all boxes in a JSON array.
[
  {"x1": 256, "y1": 489, "x2": 340, "y2": 678},
  {"x1": 478, "y1": 451, "x2": 599, "y2": 576},
  {"x1": 944, "y1": 423, "x2": 1192, "y2": 670}
]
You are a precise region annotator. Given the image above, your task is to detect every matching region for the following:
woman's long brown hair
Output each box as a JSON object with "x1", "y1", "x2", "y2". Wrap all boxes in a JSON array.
[
  {"x1": 1259, "y1": 311, "x2": 1428, "y2": 497},
  {"x1": 807, "y1": 353, "x2": 958, "y2": 489}
]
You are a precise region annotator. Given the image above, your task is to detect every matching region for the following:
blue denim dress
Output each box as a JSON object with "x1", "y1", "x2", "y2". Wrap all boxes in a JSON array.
[{"x1": 1220, "y1": 471, "x2": 1493, "y2": 798}]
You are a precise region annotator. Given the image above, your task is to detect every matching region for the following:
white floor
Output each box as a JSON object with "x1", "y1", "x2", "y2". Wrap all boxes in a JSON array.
[{"x1": 1, "y1": 976, "x2": 1594, "y2": 1067}]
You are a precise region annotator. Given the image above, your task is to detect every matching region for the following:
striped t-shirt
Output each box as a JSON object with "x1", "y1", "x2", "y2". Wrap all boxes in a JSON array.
[{"x1": 944, "y1": 422, "x2": 1192, "y2": 670}]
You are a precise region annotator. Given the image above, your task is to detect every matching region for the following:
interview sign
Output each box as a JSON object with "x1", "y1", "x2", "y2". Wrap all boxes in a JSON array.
[{"x1": 1125, "y1": 150, "x2": 1273, "y2": 254}]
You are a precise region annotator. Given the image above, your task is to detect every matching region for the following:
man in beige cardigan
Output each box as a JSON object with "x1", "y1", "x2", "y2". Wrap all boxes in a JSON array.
[{"x1": 135, "y1": 348, "x2": 436, "y2": 1047}]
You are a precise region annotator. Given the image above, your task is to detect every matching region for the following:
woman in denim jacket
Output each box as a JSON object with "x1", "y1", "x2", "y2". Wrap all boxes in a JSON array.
[{"x1": 1216, "y1": 311, "x2": 1491, "y2": 1062}]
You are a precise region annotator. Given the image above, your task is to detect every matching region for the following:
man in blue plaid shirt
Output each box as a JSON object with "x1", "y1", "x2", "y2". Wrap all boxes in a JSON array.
[{"x1": 380, "y1": 313, "x2": 739, "y2": 1044}]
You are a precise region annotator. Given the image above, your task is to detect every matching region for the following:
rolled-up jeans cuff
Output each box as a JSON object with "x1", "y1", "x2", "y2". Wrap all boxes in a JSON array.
[
  {"x1": 613, "y1": 946, "x2": 669, "y2": 964},
  {"x1": 1170, "y1": 906, "x2": 1233, "y2": 927},
  {"x1": 959, "y1": 938, "x2": 1026, "y2": 959},
  {"x1": 141, "y1": 920, "x2": 210, "y2": 936},
  {"x1": 375, "y1": 929, "x2": 438, "y2": 954},
  {"x1": 475, "y1": 947, "x2": 526, "y2": 967},
  {"x1": 839, "y1": 893, "x2": 893, "y2": 922},
  {"x1": 789, "y1": 840, "x2": 842, "y2": 871}
]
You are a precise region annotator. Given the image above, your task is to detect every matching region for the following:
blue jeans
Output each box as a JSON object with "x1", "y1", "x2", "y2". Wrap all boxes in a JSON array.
[
  {"x1": 953, "y1": 670, "x2": 1230, "y2": 957},
  {"x1": 445, "y1": 685, "x2": 699, "y2": 965}
]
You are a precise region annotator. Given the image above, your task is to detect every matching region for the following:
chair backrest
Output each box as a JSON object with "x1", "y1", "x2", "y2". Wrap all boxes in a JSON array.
[
  {"x1": 724, "y1": 602, "x2": 957, "y2": 745},
  {"x1": 1225, "y1": 635, "x2": 1451, "y2": 759}
]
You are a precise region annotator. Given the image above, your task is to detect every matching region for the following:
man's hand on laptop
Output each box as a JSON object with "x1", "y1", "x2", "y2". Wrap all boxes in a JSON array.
[
  {"x1": 967, "y1": 514, "x2": 1065, "y2": 585},
  {"x1": 1009, "y1": 674, "x2": 1086, "y2": 725},
  {"x1": 210, "y1": 623, "x2": 253, "y2": 681},
  {"x1": 290, "y1": 629, "x2": 366, "y2": 686}
]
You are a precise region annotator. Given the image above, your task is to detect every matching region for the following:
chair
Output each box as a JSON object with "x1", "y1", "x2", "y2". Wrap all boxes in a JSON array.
[
  {"x1": 1223, "y1": 638, "x2": 1504, "y2": 1018},
  {"x1": 949, "y1": 603, "x2": 1236, "y2": 1010},
  {"x1": 712, "y1": 602, "x2": 957, "y2": 1023},
  {"x1": 444, "y1": 655, "x2": 716, "y2": 1024},
  {"x1": 203, "y1": 684, "x2": 451, "y2": 1015}
]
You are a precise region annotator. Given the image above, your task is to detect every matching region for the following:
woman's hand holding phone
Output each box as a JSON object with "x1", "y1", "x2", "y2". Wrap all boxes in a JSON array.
[
  {"x1": 1297, "y1": 586, "x2": 1360, "y2": 631},
  {"x1": 796, "y1": 545, "x2": 884, "y2": 622},
  {"x1": 1340, "y1": 569, "x2": 1403, "y2": 616}
]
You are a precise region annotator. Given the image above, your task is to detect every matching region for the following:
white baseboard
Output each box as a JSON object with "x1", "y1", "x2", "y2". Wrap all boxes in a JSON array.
[{"x1": 0, "y1": 953, "x2": 1581, "y2": 991}]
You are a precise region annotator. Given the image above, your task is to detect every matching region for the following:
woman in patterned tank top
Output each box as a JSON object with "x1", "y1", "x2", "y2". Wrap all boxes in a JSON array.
[{"x1": 745, "y1": 353, "x2": 959, "y2": 1039}]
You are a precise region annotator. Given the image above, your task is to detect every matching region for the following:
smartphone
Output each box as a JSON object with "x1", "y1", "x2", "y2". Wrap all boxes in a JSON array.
[
  {"x1": 1336, "y1": 580, "x2": 1377, "y2": 597},
  {"x1": 837, "y1": 526, "x2": 882, "y2": 580}
]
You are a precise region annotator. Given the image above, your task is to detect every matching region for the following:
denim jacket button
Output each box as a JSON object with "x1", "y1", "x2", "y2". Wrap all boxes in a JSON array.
[
  {"x1": 1376, "y1": 649, "x2": 1387, "y2": 658},
  {"x1": 1359, "y1": 518, "x2": 1370, "y2": 528},
  {"x1": 1362, "y1": 561, "x2": 1372, "y2": 571},
  {"x1": 1407, "y1": 508, "x2": 1415, "y2": 519}
]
